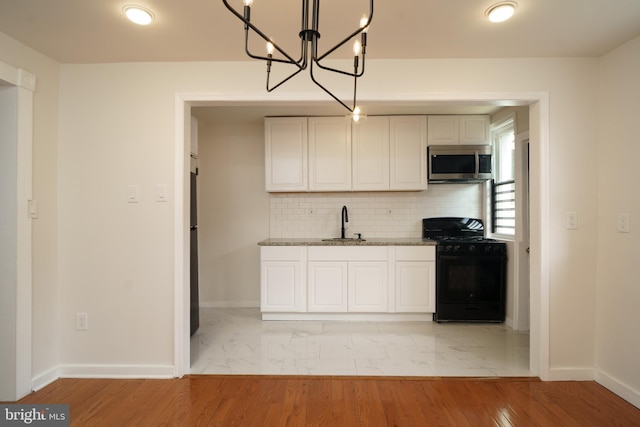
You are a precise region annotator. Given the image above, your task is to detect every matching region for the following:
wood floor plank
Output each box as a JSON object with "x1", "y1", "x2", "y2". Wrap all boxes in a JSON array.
[{"x1": 13, "y1": 375, "x2": 640, "y2": 426}]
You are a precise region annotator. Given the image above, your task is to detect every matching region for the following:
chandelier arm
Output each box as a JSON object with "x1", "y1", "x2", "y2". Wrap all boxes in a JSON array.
[
  {"x1": 309, "y1": 61, "x2": 354, "y2": 113},
  {"x1": 312, "y1": 61, "x2": 359, "y2": 78},
  {"x1": 222, "y1": 0, "x2": 302, "y2": 66},
  {"x1": 267, "y1": 67, "x2": 305, "y2": 92},
  {"x1": 316, "y1": 0, "x2": 373, "y2": 62}
]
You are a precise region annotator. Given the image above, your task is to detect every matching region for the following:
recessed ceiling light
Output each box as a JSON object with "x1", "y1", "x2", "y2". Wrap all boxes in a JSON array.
[
  {"x1": 123, "y1": 5, "x2": 154, "y2": 25},
  {"x1": 485, "y1": 2, "x2": 517, "y2": 23}
]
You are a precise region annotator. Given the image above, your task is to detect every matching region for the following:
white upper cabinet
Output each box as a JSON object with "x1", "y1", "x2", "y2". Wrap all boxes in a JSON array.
[
  {"x1": 265, "y1": 117, "x2": 308, "y2": 192},
  {"x1": 427, "y1": 115, "x2": 490, "y2": 146},
  {"x1": 308, "y1": 117, "x2": 352, "y2": 191},
  {"x1": 459, "y1": 115, "x2": 491, "y2": 145},
  {"x1": 352, "y1": 116, "x2": 390, "y2": 191},
  {"x1": 390, "y1": 116, "x2": 428, "y2": 190},
  {"x1": 265, "y1": 115, "x2": 431, "y2": 192},
  {"x1": 427, "y1": 116, "x2": 459, "y2": 145}
]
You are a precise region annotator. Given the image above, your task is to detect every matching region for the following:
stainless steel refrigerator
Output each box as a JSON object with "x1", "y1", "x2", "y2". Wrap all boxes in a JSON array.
[{"x1": 190, "y1": 158, "x2": 199, "y2": 336}]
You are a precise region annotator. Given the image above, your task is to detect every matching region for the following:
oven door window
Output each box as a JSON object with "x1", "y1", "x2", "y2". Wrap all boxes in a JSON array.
[{"x1": 437, "y1": 255, "x2": 505, "y2": 302}]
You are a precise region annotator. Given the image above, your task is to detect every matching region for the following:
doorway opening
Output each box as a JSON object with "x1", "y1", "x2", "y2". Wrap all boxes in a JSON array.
[{"x1": 174, "y1": 94, "x2": 550, "y2": 380}]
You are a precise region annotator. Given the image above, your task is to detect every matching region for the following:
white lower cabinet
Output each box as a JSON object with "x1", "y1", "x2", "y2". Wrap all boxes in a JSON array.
[
  {"x1": 348, "y1": 261, "x2": 388, "y2": 312},
  {"x1": 308, "y1": 261, "x2": 348, "y2": 312},
  {"x1": 307, "y1": 247, "x2": 389, "y2": 313},
  {"x1": 260, "y1": 246, "x2": 306, "y2": 312},
  {"x1": 260, "y1": 245, "x2": 434, "y2": 316},
  {"x1": 395, "y1": 246, "x2": 435, "y2": 313}
]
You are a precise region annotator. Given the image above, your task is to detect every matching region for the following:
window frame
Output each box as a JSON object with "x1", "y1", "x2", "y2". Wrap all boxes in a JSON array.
[{"x1": 490, "y1": 113, "x2": 517, "y2": 239}]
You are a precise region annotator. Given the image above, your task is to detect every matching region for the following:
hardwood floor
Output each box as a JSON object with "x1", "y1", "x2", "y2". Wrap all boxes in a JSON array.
[{"x1": 16, "y1": 375, "x2": 640, "y2": 426}]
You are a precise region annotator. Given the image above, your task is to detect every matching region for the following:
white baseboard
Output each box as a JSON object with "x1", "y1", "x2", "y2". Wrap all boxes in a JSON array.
[
  {"x1": 58, "y1": 364, "x2": 175, "y2": 379},
  {"x1": 31, "y1": 364, "x2": 176, "y2": 393},
  {"x1": 262, "y1": 313, "x2": 434, "y2": 322},
  {"x1": 504, "y1": 316, "x2": 514, "y2": 329},
  {"x1": 32, "y1": 367, "x2": 61, "y2": 392},
  {"x1": 597, "y1": 370, "x2": 640, "y2": 409},
  {"x1": 546, "y1": 367, "x2": 596, "y2": 381},
  {"x1": 199, "y1": 300, "x2": 259, "y2": 308}
]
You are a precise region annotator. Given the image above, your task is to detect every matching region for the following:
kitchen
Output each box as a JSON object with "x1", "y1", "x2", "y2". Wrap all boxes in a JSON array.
[{"x1": 189, "y1": 104, "x2": 531, "y2": 376}]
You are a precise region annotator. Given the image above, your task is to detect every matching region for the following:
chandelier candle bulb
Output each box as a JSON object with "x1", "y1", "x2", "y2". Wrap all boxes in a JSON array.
[{"x1": 360, "y1": 14, "x2": 369, "y2": 30}]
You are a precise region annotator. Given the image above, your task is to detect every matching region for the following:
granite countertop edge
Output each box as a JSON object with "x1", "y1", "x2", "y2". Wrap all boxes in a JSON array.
[{"x1": 258, "y1": 238, "x2": 437, "y2": 246}]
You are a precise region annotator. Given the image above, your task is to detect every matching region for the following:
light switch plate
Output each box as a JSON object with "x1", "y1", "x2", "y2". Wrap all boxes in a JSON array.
[
  {"x1": 156, "y1": 184, "x2": 168, "y2": 202},
  {"x1": 618, "y1": 213, "x2": 630, "y2": 233},
  {"x1": 127, "y1": 185, "x2": 139, "y2": 203},
  {"x1": 28, "y1": 200, "x2": 38, "y2": 219},
  {"x1": 566, "y1": 212, "x2": 578, "y2": 230}
]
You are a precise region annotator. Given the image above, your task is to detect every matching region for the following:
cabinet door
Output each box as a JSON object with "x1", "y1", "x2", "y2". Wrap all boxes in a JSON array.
[
  {"x1": 395, "y1": 261, "x2": 435, "y2": 312},
  {"x1": 265, "y1": 117, "x2": 308, "y2": 192},
  {"x1": 261, "y1": 261, "x2": 303, "y2": 312},
  {"x1": 348, "y1": 261, "x2": 389, "y2": 312},
  {"x1": 308, "y1": 261, "x2": 348, "y2": 312},
  {"x1": 390, "y1": 116, "x2": 427, "y2": 190},
  {"x1": 427, "y1": 116, "x2": 459, "y2": 145},
  {"x1": 459, "y1": 115, "x2": 490, "y2": 145},
  {"x1": 308, "y1": 117, "x2": 352, "y2": 191},
  {"x1": 352, "y1": 116, "x2": 390, "y2": 191}
]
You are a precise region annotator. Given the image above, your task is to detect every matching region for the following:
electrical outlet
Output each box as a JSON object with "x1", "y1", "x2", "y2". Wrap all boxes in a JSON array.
[
  {"x1": 76, "y1": 313, "x2": 88, "y2": 331},
  {"x1": 618, "y1": 213, "x2": 630, "y2": 233},
  {"x1": 566, "y1": 212, "x2": 578, "y2": 230}
]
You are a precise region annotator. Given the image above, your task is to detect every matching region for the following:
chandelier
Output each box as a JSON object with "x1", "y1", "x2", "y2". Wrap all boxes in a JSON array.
[{"x1": 221, "y1": 0, "x2": 373, "y2": 114}]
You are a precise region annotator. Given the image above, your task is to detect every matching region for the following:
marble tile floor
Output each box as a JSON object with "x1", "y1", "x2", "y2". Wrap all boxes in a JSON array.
[{"x1": 190, "y1": 308, "x2": 531, "y2": 377}]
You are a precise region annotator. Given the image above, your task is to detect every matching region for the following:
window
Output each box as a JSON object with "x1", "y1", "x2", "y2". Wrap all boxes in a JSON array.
[{"x1": 492, "y1": 116, "x2": 515, "y2": 236}]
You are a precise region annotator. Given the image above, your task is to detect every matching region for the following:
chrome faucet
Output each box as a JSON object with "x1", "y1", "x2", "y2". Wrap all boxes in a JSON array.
[{"x1": 341, "y1": 206, "x2": 349, "y2": 239}]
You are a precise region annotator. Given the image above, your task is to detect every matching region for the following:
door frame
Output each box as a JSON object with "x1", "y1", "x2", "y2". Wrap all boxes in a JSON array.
[
  {"x1": 0, "y1": 60, "x2": 35, "y2": 400},
  {"x1": 514, "y1": 130, "x2": 531, "y2": 331},
  {"x1": 173, "y1": 92, "x2": 550, "y2": 380}
]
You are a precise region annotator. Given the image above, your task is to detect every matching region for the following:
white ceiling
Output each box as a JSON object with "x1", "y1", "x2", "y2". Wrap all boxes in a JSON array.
[
  {"x1": 2, "y1": 1, "x2": 638, "y2": 118},
  {"x1": 1, "y1": 0, "x2": 639, "y2": 64}
]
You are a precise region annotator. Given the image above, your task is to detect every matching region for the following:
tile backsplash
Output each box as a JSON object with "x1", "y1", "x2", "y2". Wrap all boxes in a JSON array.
[{"x1": 269, "y1": 184, "x2": 485, "y2": 238}]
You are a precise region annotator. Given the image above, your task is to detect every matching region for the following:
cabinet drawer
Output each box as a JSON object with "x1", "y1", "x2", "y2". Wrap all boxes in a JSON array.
[
  {"x1": 261, "y1": 246, "x2": 303, "y2": 261},
  {"x1": 395, "y1": 246, "x2": 435, "y2": 261},
  {"x1": 308, "y1": 246, "x2": 388, "y2": 261}
]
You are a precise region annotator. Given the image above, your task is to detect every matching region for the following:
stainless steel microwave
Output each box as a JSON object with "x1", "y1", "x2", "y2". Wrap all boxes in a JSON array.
[{"x1": 428, "y1": 145, "x2": 493, "y2": 183}]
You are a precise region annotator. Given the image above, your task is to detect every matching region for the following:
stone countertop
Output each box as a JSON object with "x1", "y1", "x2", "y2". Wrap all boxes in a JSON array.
[{"x1": 257, "y1": 237, "x2": 437, "y2": 246}]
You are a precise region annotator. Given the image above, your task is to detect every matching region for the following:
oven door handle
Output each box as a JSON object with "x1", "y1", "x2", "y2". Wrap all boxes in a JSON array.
[{"x1": 474, "y1": 150, "x2": 479, "y2": 179}]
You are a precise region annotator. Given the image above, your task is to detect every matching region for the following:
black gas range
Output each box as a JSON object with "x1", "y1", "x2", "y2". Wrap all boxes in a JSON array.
[{"x1": 423, "y1": 217, "x2": 507, "y2": 322}]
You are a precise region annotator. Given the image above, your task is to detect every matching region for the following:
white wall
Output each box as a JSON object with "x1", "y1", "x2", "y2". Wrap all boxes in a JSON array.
[
  {"x1": 0, "y1": 32, "x2": 60, "y2": 388},
  {"x1": 596, "y1": 35, "x2": 640, "y2": 406},
  {"x1": 53, "y1": 57, "x2": 601, "y2": 380},
  {"x1": 195, "y1": 116, "x2": 269, "y2": 307}
]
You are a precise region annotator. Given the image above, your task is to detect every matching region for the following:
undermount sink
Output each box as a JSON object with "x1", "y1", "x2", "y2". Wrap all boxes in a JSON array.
[{"x1": 321, "y1": 237, "x2": 366, "y2": 242}]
